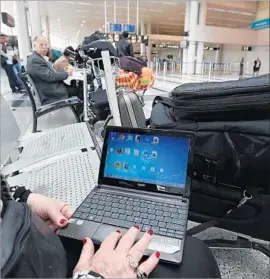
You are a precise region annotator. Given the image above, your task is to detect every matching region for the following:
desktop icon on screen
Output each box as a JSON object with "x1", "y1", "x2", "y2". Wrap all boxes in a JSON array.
[
  {"x1": 153, "y1": 137, "x2": 159, "y2": 144},
  {"x1": 135, "y1": 135, "x2": 141, "y2": 143},
  {"x1": 115, "y1": 162, "x2": 121, "y2": 169},
  {"x1": 117, "y1": 148, "x2": 123, "y2": 155},
  {"x1": 152, "y1": 151, "x2": 157, "y2": 158}
]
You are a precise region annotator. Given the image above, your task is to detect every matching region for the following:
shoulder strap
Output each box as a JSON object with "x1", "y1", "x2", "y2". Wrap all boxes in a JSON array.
[{"x1": 187, "y1": 188, "x2": 261, "y2": 236}]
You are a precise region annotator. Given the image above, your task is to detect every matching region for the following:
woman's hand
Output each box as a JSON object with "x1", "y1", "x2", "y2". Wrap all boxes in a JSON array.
[
  {"x1": 27, "y1": 193, "x2": 74, "y2": 230},
  {"x1": 74, "y1": 226, "x2": 160, "y2": 278}
]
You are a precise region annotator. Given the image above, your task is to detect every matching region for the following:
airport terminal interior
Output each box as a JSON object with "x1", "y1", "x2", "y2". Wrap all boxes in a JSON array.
[{"x1": 1, "y1": 1, "x2": 270, "y2": 278}]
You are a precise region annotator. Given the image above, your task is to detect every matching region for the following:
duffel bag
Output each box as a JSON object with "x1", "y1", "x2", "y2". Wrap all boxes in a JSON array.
[
  {"x1": 150, "y1": 99, "x2": 270, "y2": 241},
  {"x1": 119, "y1": 56, "x2": 144, "y2": 76}
]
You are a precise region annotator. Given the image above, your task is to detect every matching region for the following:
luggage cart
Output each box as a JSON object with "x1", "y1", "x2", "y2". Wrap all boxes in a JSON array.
[{"x1": 78, "y1": 48, "x2": 121, "y2": 125}]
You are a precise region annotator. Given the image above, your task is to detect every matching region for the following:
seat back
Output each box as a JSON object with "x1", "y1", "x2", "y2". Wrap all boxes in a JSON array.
[
  {"x1": 0, "y1": 95, "x2": 21, "y2": 166},
  {"x1": 19, "y1": 73, "x2": 42, "y2": 113}
]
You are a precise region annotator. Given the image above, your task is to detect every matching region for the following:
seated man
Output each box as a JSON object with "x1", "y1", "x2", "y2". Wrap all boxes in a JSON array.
[{"x1": 27, "y1": 36, "x2": 80, "y2": 105}]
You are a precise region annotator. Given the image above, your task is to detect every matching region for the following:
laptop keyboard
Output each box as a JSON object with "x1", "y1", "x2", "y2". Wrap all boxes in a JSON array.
[{"x1": 73, "y1": 192, "x2": 188, "y2": 239}]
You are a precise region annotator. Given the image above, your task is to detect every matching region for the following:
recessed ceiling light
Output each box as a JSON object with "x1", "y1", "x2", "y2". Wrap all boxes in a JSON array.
[
  {"x1": 82, "y1": 20, "x2": 86, "y2": 23},
  {"x1": 57, "y1": 18, "x2": 60, "y2": 22},
  {"x1": 81, "y1": 24, "x2": 84, "y2": 27},
  {"x1": 77, "y1": 2, "x2": 94, "y2": 6}
]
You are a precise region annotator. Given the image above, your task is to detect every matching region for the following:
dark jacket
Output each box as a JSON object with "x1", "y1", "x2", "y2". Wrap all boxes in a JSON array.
[
  {"x1": 116, "y1": 38, "x2": 134, "y2": 57},
  {"x1": 27, "y1": 51, "x2": 68, "y2": 105}
]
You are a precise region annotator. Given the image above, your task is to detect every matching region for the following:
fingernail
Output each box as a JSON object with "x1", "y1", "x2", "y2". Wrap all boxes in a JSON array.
[
  {"x1": 134, "y1": 225, "x2": 140, "y2": 230},
  {"x1": 147, "y1": 229, "x2": 153, "y2": 236},
  {"x1": 56, "y1": 229, "x2": 60, "y2": 235},
  {"x1": 116, "y1": 230, "x2": 121, "y2": 233},
  {"x1": 60, "y1": 219, "x2": 66, "y2": 225},
  {"x1": 82, "y1": 238, "x2": 87, "y2": 245},
  {"x1": 155, "y1": 251, "x2": 160, "y2": 258}
]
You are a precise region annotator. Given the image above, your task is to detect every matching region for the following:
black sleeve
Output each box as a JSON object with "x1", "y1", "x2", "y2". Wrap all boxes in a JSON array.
[
  {"x1": 13, "y1": 187, "x2": 32, "y2": 203},
  {"x1": 129, "y1": 43, "x2": 134, "y2": 57}
]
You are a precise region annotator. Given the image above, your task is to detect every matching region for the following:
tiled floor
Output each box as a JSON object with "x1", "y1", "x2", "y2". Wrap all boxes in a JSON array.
[{"x1": 1, "y1": 70, "x2": 269, "y2": 278}]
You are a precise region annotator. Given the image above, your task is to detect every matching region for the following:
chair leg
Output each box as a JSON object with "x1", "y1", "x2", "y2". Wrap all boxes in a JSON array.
[{"x1": 32, "y1": 115, "x2": 41, "y2": 133}]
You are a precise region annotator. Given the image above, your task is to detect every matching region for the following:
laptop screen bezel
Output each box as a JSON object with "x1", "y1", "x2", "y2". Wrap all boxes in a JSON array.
[{"x1": 98, "y1": 126, "x2": 195, "y2": 198}]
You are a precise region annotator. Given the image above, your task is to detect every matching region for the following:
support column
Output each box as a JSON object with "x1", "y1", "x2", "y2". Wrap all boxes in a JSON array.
[
  {"x1": 146, "y1": 22, "x2": 151, "y2": 61},
  {"x1": 41, "y1": 15, "x2": 50, "y2": 40},
  {"x1": 186, "y1": 1, "x2": 199, "y2": 74},
  {"x1": 182, "y1": 1, "x2": 190, "y2": 74},
  {"x1": 196, "y1": 42, "x2": 204, "y2": 74},
  {"x1": 140, "y1": 21, "x2": 146, "y2": 55},
  {"x1": 187, "y1": 41, "x2": 196, "y2": 74},
  {"x1": 13, "y1": 1, "x2": 31, "y2": 62},
  {"x1": 28, "y1": 1, "x2": 42, "y2": 39}
]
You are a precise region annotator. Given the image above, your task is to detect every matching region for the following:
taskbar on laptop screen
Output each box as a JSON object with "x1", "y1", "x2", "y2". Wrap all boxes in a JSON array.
[{"x1": 103, "y1": 131, "x2": 190, "y2": 189}]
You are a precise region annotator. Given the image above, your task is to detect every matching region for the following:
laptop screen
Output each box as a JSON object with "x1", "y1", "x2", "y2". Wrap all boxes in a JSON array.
[{"x1": 103, "y1": 131, "x2": 190, "y2": 189}]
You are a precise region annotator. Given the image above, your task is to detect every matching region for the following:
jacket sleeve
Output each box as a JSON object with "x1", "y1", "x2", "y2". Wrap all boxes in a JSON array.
[
  {"x1": 28, "y1": 58, "x2": 68, "y2": 83},
  {"x1": 129, "y1": 43, "x2": 134, "y2": 57},
  {"x1": 0, "y1": 43, "x2": 9, "y2": 59}
]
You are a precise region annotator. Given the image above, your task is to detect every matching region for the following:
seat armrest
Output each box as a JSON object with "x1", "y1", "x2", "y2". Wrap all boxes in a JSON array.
[{"x1": 36, "y1": 97, "x2": 82, "y2": 115}]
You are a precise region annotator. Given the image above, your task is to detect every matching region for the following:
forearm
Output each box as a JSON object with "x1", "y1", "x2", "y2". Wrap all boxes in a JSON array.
[{"x1": 0, "y1": 50, "x2": 9, "y2": 59}]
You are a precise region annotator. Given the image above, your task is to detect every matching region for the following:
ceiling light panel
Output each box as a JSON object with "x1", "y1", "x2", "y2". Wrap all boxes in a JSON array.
[{"x1": 77, "y1": 2, "x2": 94, "y2": 5}]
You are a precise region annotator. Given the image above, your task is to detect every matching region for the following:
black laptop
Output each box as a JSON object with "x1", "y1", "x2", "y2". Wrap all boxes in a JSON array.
[{"x1": 59, "y1": 126, "x2": 194, "y2": 264}]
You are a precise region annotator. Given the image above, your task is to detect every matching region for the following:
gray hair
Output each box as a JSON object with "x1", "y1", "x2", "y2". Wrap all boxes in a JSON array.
[{"x1": 32, "y1": 36, "x2": 48, "y2": 45}]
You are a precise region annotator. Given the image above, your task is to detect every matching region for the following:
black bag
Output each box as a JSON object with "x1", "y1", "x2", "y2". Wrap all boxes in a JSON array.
[
  {"x1": 151, "y1": 76, "x2": 270, "y2": 191},
  {"x1": 83, "y1": 40, "x2": 117, "y2": 70},
  {"x1": 89, "y1": 88, "x2": 110, "y2": 121},
  {"x1": 150, "y1": 76, "x2": 270, "y2": 240},
  {"x1": 82, "y1": 32, "x2": 106, "y2": 46},
  {"x1": 119, "y1": 56, "x2": 144, "y2": 76},
  {"x1": 1, "y1": 201, "x2": 67, "y2": 278},
  {"x1": 169, "y1": 74, "x2": 270, "y2": 122}
]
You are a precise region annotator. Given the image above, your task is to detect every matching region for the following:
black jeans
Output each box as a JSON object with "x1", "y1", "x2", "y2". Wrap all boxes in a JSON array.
[
  {"x1": 150, "y1": 236, "x2": 221, "y2": 278},
  {"x1": 2, "y1": 63, "x2": 19, "y2": 91}
]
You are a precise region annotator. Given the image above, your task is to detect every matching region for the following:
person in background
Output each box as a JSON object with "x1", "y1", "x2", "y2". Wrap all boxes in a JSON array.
[
  {"x1": 27, "y1": 36, "x2": 79, "y2": 105},
  {"x1": 6, "y1": 45, "x2": 25, "y2": 92},
  {"x1": 63, "y1": 46, "x2": 75, "y2": 62},
  {"x1": 116, "y1": 31, "x2": 134, "y2": 57},
  {"x1": 239, "y1": 57, "x2": 245, "y2": 79},
  {"x1": 140, "y1": 53, "x2": 148, "y2": 67},
  {"x1": 0, "y1": 33, "x2": 24, "y2": 93},
  {"x1": 253, "y1": 57, "x2": 261, "y2": 77}
]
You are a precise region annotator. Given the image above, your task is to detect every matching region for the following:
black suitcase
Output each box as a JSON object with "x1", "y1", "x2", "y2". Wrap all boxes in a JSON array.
[
  {"x1": 117, "y1": 90, "x2": 147, "y2": 128},
  {"x1": 89, "y1": 89, "x2": 110, "y2": 121},
  {"x1": 150, "y1": 76, "x2": 270, "y2": 241}
]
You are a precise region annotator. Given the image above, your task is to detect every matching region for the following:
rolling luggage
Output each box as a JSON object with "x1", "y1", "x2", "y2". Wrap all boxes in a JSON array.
[
  {"x1": 117, "y1": 90, "x2": 147, "y2": 128},
  {"x1": 150, "y1": 75, "x2": 270, "y2": 241},
  {"x1": 89, "y1": 88, "x2": 110, "y2": 121}
]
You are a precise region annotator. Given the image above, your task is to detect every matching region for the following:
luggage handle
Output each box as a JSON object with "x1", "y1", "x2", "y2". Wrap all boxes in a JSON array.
[{"x1": 187, "y1": 189, "x2": 258, "y2": 236}]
